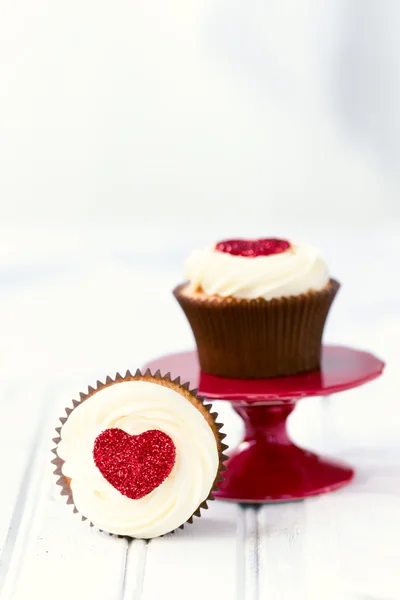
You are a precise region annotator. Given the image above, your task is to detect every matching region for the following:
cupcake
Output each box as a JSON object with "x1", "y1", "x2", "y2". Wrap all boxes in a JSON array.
[
  {"x1": 52, "y1": 370, "x2": 227, "y2": 538},
  {"x1": 174, "y1": 238, "x2": 339, "y2": 378}
]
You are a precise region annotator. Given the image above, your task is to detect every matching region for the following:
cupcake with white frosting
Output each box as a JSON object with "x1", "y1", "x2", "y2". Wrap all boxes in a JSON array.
[
  {"x1": 52, "y1": 370, "x2": 227, "y2": 538},
  {"x1": 174, "y1": 238, "x2": 339, "y2": 378}
]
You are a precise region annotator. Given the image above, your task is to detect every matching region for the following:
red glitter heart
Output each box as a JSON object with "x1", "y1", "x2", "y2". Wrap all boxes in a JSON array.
[
  {"x1": 215, "y1": 238, "x2": 290, "y2": 257},
  {"x1": 93, "y1": 428, "x2": 176, "y2": 500}
]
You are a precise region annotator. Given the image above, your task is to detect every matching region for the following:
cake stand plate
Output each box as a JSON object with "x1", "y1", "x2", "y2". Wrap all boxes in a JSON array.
[{"x1": 144, "y1": 346, "x2": 384, "y2": 503}]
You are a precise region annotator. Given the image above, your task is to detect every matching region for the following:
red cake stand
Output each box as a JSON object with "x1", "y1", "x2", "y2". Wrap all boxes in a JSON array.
[{"x1": 144, "y1": 346, "x2": 384, "y2": 503}]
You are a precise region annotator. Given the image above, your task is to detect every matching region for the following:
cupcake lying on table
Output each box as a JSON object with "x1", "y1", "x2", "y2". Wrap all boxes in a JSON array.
[
  {"x1": 174, "y1": 238, "x2": 339, "y2": 379},
  {"x1": 53, "y1": 371, "x2": 227, "y2": 538}
]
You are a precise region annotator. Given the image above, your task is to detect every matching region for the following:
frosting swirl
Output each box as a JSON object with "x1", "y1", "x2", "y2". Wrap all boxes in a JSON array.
[
  {"x1": 57, "y1": 380, "x2": 219, "y2": 538},
  {"x1": 184, "y1": 240, "x2": 329, "y2": 300}
]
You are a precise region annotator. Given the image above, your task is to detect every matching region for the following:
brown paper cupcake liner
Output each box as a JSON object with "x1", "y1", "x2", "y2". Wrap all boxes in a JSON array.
[
  {"x1": 174, "y1": 279, "x2": 340, "y2": 378},
  {"x1": 51, "y1": 369, "x2": 228, "y2": 538}
]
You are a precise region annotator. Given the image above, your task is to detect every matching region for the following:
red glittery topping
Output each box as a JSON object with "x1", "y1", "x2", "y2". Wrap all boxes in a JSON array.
[
  {"x1": 215, "y1": 238, "x2": 290, "y2": 257},
  {"x1": 93, "y1": 428, "x2": 176, "y2": 500}
]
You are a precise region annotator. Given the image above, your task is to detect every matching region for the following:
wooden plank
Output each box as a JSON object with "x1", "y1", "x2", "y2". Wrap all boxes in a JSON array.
[
  {"x1": 303, "y1": 491, "x2": 400, "y2": 599},
  {"x1": 258, "y1": 484, "x2": 400, "y2": 600},
  {"x1": 258, "y1": 502, "x2": 309, "y2": 600},
  {"x1": 241, "y1": 507, "x2": 258, "y2": 600},
  {"x1": 121, "y1": 540, "x2": 147, "y2": 600},
  {"x1": 0, "y1": 380, "x2": 51, "y2": 559},
  {"x1": 141, "y1": 501, "x2": 243, "y2": 600},
  {"x1": 1, "y1": 385, "x2": 129, "y2": 600}
]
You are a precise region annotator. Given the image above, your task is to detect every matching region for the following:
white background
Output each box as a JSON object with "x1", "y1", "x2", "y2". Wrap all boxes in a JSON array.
[{"x1": 1, "y1": 0, "x2": 400, "y2": 229}]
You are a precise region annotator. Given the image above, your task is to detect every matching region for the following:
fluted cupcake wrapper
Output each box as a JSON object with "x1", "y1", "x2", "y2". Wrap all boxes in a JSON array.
[
  {"x1": 174, "y1": 279, "x2": 340, "y2": 379},
  {"x1": 51, "y1": 369, "x2": 228, "y2": 539}
]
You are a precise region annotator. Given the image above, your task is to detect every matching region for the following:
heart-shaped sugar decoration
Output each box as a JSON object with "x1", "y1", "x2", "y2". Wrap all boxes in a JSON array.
[
  {"x1": 93, "y1": 428, "x2": 176, "y2": 500},
  {"x1": 215, "y1": 238, "x2": 290, "y2": 257}
]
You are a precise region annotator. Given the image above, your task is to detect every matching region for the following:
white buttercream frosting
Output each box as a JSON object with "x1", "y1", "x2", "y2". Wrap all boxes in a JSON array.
[
  {"x1": 184, "y1": 241, "x2": 330, "y2": 300},
  {"x1": 57, "y1": 380, "x2": 219, "y2": 538}
]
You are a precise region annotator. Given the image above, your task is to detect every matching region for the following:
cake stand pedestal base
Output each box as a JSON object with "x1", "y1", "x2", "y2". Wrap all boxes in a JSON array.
[{"x1": 217, "y1": 403, "x2": 353, "y2": 502}]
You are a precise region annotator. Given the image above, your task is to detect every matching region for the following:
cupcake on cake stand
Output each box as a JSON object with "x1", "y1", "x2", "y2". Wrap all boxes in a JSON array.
[
  {"x1": 147, "y1": 238, "x2": 385, "y2": 502},
  {"x1": 144, "y1": 346, "x2": 384, "y2": 502}
]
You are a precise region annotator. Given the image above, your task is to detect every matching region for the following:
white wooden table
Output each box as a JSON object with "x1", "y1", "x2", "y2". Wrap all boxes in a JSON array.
[{"x1": 0, "y1": 228, "x2": 398, "y2": 600}]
